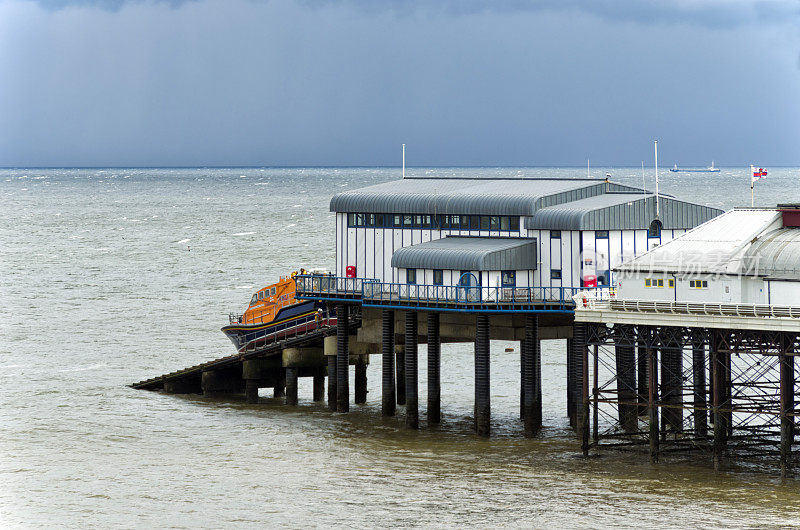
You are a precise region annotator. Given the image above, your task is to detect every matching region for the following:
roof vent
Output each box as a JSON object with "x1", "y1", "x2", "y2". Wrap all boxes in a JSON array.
[{"x1": 777, "y1": 204, "x2": 800, "y2": 228}]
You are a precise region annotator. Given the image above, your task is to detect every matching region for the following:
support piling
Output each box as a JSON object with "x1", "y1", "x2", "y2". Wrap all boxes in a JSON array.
[
  {"x1": 405, "y1": 311, "x2": 419, "y2": 429},
  {"x1": 427, "y1": 312, "x2": 441, "y2": 425}
]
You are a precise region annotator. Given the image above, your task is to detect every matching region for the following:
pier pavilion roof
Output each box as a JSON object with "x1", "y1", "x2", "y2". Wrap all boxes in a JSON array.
[{"x1": 615, "y1": 209, "x2": 791, "y2": 276}]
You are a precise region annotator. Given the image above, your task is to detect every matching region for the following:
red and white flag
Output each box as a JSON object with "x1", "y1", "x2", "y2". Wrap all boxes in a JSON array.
[{"x1": 751, "y1": 165, "x2": 767, "y2": 183}]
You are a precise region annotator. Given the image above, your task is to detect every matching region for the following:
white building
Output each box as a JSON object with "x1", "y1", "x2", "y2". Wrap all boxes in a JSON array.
[
  {"x1": 615, "y1": 205, "x2": 800, "y2": 306},
  {"x1": 329, "y1": 176, "x2": 721, "y2": 299}
]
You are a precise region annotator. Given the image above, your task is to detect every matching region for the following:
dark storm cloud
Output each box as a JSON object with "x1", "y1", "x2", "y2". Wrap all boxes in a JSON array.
[
  {"x1": 30, "y1": 0, "x2": 800, "y2": 27},
  {"x1": 1, "y1": 0, "x2": 798, "y2": 167}
]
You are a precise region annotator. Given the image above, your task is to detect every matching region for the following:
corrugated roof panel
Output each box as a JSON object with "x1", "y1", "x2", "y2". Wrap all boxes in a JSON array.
[
  {"x1": 330, "y1": 177, "x2": 608, "y2": 215},
  {"x1": 743, "y1": 228, "x2": 800, "y2": 277},
  {"x1": 390, "y1": 236, "x2": 538, "y2": 271},
  {"x1": 525, "y1": 193, "x2": 723, "y2": 231}
]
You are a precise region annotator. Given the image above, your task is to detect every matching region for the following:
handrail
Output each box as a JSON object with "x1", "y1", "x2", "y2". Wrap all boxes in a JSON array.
[
  {"x1": 236, "y1": 310, "x2": 338, "y2": 353},
  {"x1": 296, "y1": 274, "x2": 601, "y2": 309},
  {"x1": 573, "y1": 290, "x2": 800, "y2": 320}
]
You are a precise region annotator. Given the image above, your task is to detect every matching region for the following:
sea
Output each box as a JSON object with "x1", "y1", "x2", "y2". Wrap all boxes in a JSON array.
[{"x1": 2, "y1": 166, "x2": 800, "y2": 528}]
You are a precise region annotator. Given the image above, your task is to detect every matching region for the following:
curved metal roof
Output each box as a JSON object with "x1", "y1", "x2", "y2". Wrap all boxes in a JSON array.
[
  {"x1": 527, "y1": 193, "x2": 723, "y2": 230},
  {"x1": 391, "y1": 236, "x2": 538, "y2": 271},
  {"x1": 743, "y1": 228, "x2": 800, "y2": 278},
  {"x1": 330, "y1": 177, "x2": 641, "y2": 215}
]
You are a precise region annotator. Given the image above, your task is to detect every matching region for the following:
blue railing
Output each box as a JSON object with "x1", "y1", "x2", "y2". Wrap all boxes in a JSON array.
[{"x1": 296, "y1": 275, "x2": 593, "y2": 311}]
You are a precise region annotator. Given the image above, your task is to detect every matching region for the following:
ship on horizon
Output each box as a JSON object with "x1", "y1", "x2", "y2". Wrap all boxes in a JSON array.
[{"x1": 669, "y1": 161, "x2": 721, "y2": 173}]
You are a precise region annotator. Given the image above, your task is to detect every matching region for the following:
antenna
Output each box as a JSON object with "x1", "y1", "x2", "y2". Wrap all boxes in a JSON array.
[
  {"x1": 402, "y1": 143, "x2": 405, "y2": 179},
  {"x1": 654, "y1": 140, "x2": 660, "y2": 217},
  {"x1": 587, "y1": 159, "x2": 590, "y2": 178}
]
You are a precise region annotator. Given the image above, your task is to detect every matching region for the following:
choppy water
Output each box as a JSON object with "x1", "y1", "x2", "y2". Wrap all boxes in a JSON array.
[{"x1": 2, "y1": 166, "x2": 800, "y2": 528}]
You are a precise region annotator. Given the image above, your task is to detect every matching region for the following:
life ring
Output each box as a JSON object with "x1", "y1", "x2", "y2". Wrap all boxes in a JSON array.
[{"x1": 582, "y1": 295, "x2": 589, "y2": 308}]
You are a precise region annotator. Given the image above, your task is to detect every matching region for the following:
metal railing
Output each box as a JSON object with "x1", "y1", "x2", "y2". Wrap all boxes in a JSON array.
[
  {"x1": 235, "y1": 310, "x2": 337, "y2": 353},
  {"x1": 294, "y1": 274, "x2": 376, "y2": 299},
  {"x1": 573, "y1": 290, "x2": 800, "y2": 319},
  {"x1": 296, "y1": 275, "x2": 594, "y2": 310}
]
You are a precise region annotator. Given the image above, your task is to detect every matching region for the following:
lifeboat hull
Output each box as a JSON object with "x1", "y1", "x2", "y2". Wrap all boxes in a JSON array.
[{"x1": 221, "y1": 301, "x2": 332, "y2": 353}]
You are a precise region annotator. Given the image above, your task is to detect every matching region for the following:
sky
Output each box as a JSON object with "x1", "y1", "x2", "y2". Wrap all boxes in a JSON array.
[{"x1": 0, "y1": 0, "x2": 798, "y2": 167}]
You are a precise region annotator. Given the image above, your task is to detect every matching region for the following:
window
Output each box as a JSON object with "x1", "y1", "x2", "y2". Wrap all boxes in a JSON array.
[
  {"x1": 596, "y1": 230, "x2": 609, "y2": 239},
  {"x1": 500, "y1": 216, "x2": 510, "y2": 231},
  {"x1": 433, "y1": 269, "x2": 444, "y2": 285},
  {"x1": 347, "y1": 213, "x2": 356, "y2": 227},
  {"x1": 668, "y1": 279, "x2": 675, "y2": 288},
  {"x1": 459, "y1": 271, "x2": 471, "y2": 286},
  {"x1": 490, "y1": 216, "x2": 500, "y2": 230},
  {"x1": 509, "y1": 217, "x2": 520, "y2": 231},
  {"x1": 403, "y1": 214, "x2": 413, "y2": 228},
  {"x1": 468, "y1": 215, "x2": 479, "y2": 230},
  {"x1": 270, "y1": 287, "x2": 276, "y2": 296},
  {"x1": 480, "y1": 216, "x2": 491, "y2": 230},
  {"x1": 649, "y1": 219, "x2": 662, "y2": 238},
  {"x1": 646, "y1": 278, "x2": 663, "y2": 287},
  {"x1": 656, "y1": 279, "x2": 664, "y2": 287},
  {"x1": 422, "y1": 215, "x2": 431, "y2": 228},
  {"x1": 551, "y1": 230, "x2": 561, "y2": 239},
  {"x1": 690, "y1": 280, "x2": 709, "y2": 289},
  {"x1": 502, "y1": 270, "x2": 516, "y2": 287},
  {"x1": 375, "y1": 214, "x2": 384, "y2": 227},
  {"x1": 645, "y1": 279, "x2": 651, "y2": 287},
  {"x1": 258, "y1": 291, "x2": 264, "y2": 300},
  {"x1": 406, "y1": 269, "x2": 416, "y2": 284},
  {"x1": 394, "y1": 214, "x2": 402, "y2": 227},
  {"x1": 551, "y1": 269, "x2": 562, "y2": 280},
  {"x1": 251, "y1": 294, "x2": 258, "y2": 305},
  {"x1": 412, "y1": 215, "x2": 422, "y2": 228}
]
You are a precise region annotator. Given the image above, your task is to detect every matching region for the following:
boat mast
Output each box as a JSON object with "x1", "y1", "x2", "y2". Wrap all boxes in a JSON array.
[
  {"x1": 402, "y1": 143, "x2": 405, "y2": 179},
  {"x1": 654, "y1": 140, "x2": 659, "y2": 217}
]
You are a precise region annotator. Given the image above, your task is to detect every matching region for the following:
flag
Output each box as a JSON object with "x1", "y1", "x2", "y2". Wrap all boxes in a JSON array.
[{"x1": 751, "y1": 165, "x2": 767, "y2": 183}]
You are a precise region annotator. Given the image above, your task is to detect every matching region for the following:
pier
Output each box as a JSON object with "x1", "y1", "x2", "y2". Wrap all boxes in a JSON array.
[{"x1": 131, "y1": 180, "x2": 800, "y2": 476}]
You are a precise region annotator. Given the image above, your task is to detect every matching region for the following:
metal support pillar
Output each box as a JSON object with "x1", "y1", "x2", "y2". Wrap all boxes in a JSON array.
[
  {"x1": 523, "y1": 314, "x2": 540, "y2": 437},
  {"x1": 648, "y1": 344, "x2": 659, "y2": 464},
  {"x1": 574, "y1": 322, "x2": 589, "y2": 454},
  {"x1": 336, "y1": 304, "x2": 349, "y2": 413},
  {"x1": 692, "y1": 338, "x2": 708, "y2": 438},
  {"x1": 274, "y1": 375, "x2": 286, "y2": 398},
  {"x1": 355, "y1": 361, "x2": 367, "y2": 404},
  {"x1": 396, "y1": 346, "x2": 406, "y2": 406},
  {"x1": 405, "y1": 311, "x2": 419, "y2": 429},
  {"x1": 327, "y1": 355, "x2": 337, "y2": 412},
  {"x1": 427, "y1": 312, "x2": 441, "y2": 424},
  {"x1": 615, "y1": 335, "x2": 637, "y2": 433},
  {"x1": 313, "y1": 369, "x2": 325, "y2": 402},
  {"x1": 566, "y1": 338, "x2": 576, "y2": 428},
  {"x1": 711, "y1": 330, "x2": 726, "y2": 470},
  {"x1": 475, "y1": 314, "x2": 490, "y2": 437},
  {"x1": 637, "y1": 336, "x2": 648, "y2": 416},
  {"x1": 660, "y1": 340, "x2": 683, "y2": 434},
  {"x1": 285, "y1": 367, "x2": 298, "y2": 406},
  {"x1": 780, "y1": 334, "x2": 794, "y2": 478},
  {"x1": 381, "y1": 309, "x2": 396, "y2": 416},
  {"x1": 520, "y1": 345, "x2": 525, "y2": 421},
  {"x1": 569, "y1": 336, "x2": 585, "y2": 434},
  {"x1": 245, "y1": 379, "x2": 259, "y2": 404}
]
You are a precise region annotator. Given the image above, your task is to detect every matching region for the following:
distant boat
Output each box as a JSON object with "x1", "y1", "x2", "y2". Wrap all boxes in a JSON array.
[{"x1": 669, "y1": 161, "x2": 721, "y2": 173}]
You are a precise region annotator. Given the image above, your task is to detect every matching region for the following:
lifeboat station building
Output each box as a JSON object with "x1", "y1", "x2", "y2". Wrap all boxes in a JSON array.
[
  {"x1": 330, "y1": 176, "x2": 721, "y2": 295},
  {"x1": 296, "y1": 175, "x2": 722, "y2": 438}
]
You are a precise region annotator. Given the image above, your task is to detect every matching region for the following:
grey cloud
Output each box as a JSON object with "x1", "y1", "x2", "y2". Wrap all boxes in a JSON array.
[{"x1": 29, "y1": 0, "x2": 800, "y2": 27}]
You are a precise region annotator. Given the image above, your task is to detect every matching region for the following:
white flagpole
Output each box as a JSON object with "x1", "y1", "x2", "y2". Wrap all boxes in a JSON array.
[
  {"x1": 750, "y1": 165, "x2": 755, "y2": 207},
  {"x1": 402, "y1": 143, "x2": 405, "y2": 179},
  {"x1": 654, "y1": 140, "x2": 659, "y2": 217}
]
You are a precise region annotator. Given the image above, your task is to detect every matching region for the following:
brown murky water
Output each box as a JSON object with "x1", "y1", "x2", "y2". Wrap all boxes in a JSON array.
[{"x1": 2, "y1": 167, "x2": 800, "y2": 527}]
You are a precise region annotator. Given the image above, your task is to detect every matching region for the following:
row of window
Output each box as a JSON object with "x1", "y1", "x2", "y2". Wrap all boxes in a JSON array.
[
  {"x1": 250, "y1": 286, "x2": 276, "y2": 305},
  {"x1": 405, "y1": 269, "x2": 520, "y2": 286},
  {"x1": 347, "y1": 213, "x2": 521, "y2": 231},
  {"x1": 644, "y1": 278, "x2": 708, "y2": 289}
]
